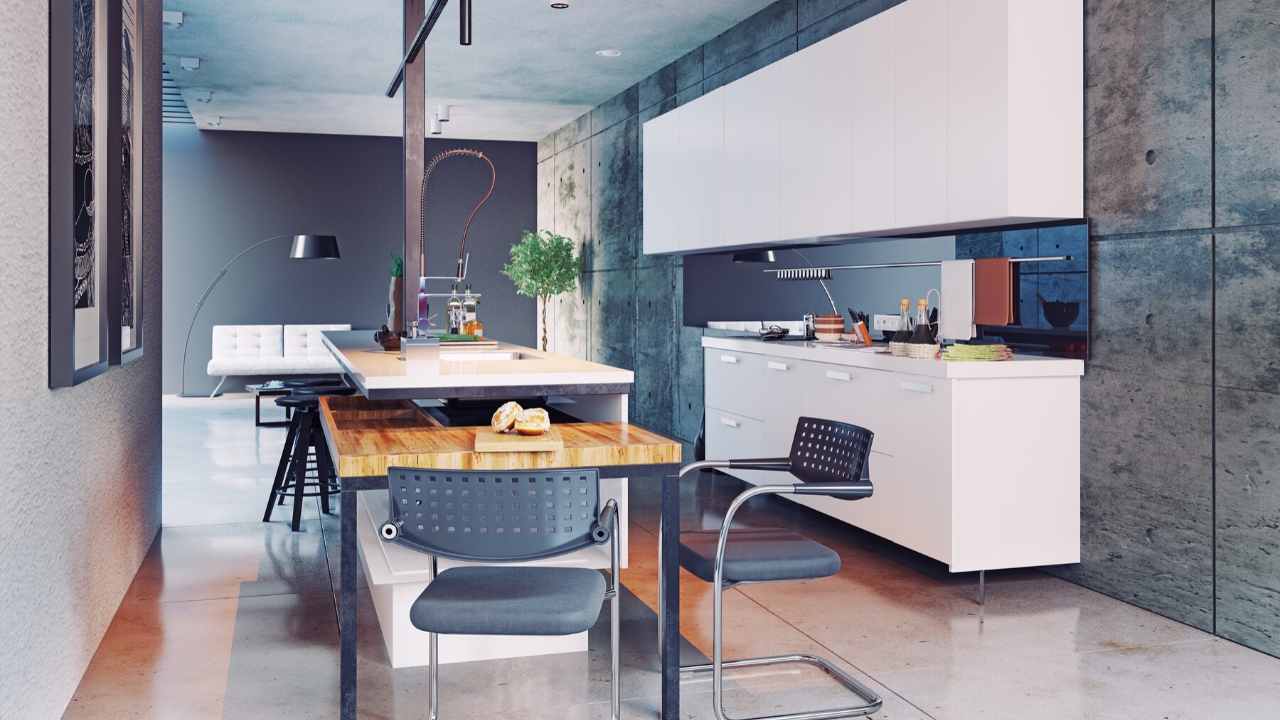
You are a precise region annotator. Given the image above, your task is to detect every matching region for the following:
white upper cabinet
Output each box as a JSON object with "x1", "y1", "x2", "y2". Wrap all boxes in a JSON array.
[
  {"x1": 893, "y1": 0, "x2": 949, "y2": 230},
  {"x1": 776, "y1": 39, "x2": 855, "y2": 241},
  {"x1": 720, "y1": 68, "x2": 781, "y2": 248},
  {"x1": 641, "y1": 0, "x2": 1083, "y2": 255}
]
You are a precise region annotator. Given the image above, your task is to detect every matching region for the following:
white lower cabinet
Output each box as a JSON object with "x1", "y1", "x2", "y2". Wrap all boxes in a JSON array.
[{"x1": 704, "y1": 343, "x2": 1081, "y2": 573}]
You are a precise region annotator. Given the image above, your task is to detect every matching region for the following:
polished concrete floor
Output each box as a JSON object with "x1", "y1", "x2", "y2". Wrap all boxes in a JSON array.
[{"x1": 65, "y1": 395, "x2": 1280, "y2": 719}]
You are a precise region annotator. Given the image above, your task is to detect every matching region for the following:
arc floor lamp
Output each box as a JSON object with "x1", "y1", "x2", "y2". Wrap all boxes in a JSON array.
[{"x1": 179, "y1": 234, "x2": 341, "y2": 398}]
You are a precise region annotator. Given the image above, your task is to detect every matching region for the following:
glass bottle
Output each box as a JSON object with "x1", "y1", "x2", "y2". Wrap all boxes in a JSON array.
[
  {"x1": 909, "y1": 297, "x2": 934, "y2": 344},
  {"x1": 446, "y1": 284, "x2": 463, "y2": 334},
  {"x1": 891, "y1": 298, "x2": 913, "y2": 344},
  {"x1": 462, "y1": 285, "x2": 478, "y2": 333}
]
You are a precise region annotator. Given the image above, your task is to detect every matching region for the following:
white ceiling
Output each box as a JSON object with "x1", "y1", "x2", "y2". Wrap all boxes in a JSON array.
[{"x1": 162, "y1": 0, "x2": 777, "y2": 141}]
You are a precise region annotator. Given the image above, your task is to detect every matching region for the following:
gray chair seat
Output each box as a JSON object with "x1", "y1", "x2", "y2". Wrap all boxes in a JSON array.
[
  {"x1": 410, "y1": 565, "x2": 606, "y2": 636},
  {"x1": 679, "y1": 528, "x2": 841, "y2": 584}
]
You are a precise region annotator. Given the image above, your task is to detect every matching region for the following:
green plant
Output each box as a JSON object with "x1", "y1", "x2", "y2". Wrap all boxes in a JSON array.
[
  {"x1": 502, "y1": 229, "x2": 580, "y2": 351},
  {"x1": 389, "y1": 254, "x2": 404, "y2": 279}
]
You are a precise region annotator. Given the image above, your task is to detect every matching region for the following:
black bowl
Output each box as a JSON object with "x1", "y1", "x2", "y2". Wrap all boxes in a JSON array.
[{"x1": 1041, "y1": 301, "x2": 1080, "y2": 328}]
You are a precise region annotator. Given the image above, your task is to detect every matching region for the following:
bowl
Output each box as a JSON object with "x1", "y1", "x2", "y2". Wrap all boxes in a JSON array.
[{"x1": 1041, "y1": 300, "x2": 1080, "y2": 328}]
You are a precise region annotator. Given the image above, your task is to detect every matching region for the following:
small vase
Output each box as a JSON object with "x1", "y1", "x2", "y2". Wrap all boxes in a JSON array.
[{"x1": 388, "y1": 276, "x2": 404, "y2": 334}]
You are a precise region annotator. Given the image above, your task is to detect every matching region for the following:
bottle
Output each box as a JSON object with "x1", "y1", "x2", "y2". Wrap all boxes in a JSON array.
[
  {"x1": 909, "y1": 297, "x2": 934, "y2": 344},
  {"x1": 446, "y1": 284, "x2": 463, "y2": 334},
  {"x1": 891, "y1": 298, "x2": 912, "y2": 344},
  {"x1": 462, "y1": 285, "x2": 478, "y2": 333}
]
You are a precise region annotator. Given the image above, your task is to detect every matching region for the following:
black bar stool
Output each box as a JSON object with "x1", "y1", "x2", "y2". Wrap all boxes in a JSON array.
[{"x1": 263, "y1": 385, "x2": 354, "y2": 531}]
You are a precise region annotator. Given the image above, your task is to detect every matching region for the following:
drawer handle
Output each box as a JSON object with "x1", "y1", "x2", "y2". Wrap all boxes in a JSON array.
[
  {"x1": 719, "y1": 355, "x2": 739, "y2": 364},
  {"x1": 719, "y1": 417, "x2": 741, "y2": 429},
  {"x1": 899, "y1": 381, "x2": 933, "y2": 394},
  {"x1": 825, "y1": 370, "x2": 852, "y2": 382},
  {"x1": 767, "y1": 361, "x2": 789, "y2": 371}
]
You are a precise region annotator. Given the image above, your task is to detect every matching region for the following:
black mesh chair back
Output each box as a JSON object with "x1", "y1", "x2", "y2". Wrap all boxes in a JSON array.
[
  {"x1": 384, "y1": 467, "x2": 608, "y2": 562},
  {"x1": 787, "y1": 417, "x2": 875, "y2": 487}
]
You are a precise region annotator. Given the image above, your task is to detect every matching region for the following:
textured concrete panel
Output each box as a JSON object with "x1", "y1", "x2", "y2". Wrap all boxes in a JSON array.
[
  {"x1": 676, "y1": 83, "x2": 705, "y2": 107},
  {"x1": 1216, "y1": 387, "x2": 1280, "y2": 656},
  {"x1": 536, "y1": 135, "x2": 555, "y2": 163},
  {"x1": 1050, "y1": 367, "x2": 1214, "y2": 631},
  {"x1": 1215, "y1": 0, "x2": 1280, "y2": 227},
  {"x1": 703, "y1": 0, "x2": 798, "y2": 77},
  {"x1": 675, "y1": 47, "x2": 705, "y2": 91},
  {"x1": 536, "y1": 158, "x2": 554, "y2": 231},
  {"x1": 1037, "y1": 224, "x2": 1089, "y2": 273},
  {"x1": 954, "y1": 231, "x2": 1002, "y2": 259},
  {"x1": 591, "y1": 85, "x2": 639, "y2": 136},
  {"x1": 1017, "y1": 273, "x2": 1040, "y2": 329},
  {"x1": 590, "y1": 118, "x2": 640, "y2": 271},
  {"x1": 798, "y1": 0, "x2": 904, "y2": 49},
  {"x1": 639, "y1": 96, "x2": 677, "y2": 124},
  {"x1": 552, "y1": 113, "x2": 592, "y2": 154},
  {"x1": 639, "y1": 62, "x2": 677, "y2": 111},
  {"x1": 585, "y1": 269, "x2": 636, "y2": 372},
  {"x1": 551, "y1": 279, "x2": 590, "y2": 360},
  {"x1": 704, "y1": 38, "x2": 798, "y2": 93},
  {"x1": 553, "y1": 139, "x2": 592, "y2": 257},
  {"x1": 675, "y1": 326, "x2": 707, "y2": 444},
  {"x1": 1089, "y1": 235, "x2": 1212, "y2": 386},
  {"x1": 635, "y1": 264, "x2": 679, "y2": 435},
  {"x1": 1216, "y1": 229, "x2": 1280, "y2": 394},
  {"x1": 1084, "y1": 0, "x2": 1212, "y2": 235}
]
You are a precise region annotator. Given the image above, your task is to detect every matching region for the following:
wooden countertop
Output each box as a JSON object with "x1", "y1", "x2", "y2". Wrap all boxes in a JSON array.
[
  {"x1": 319, "y1": 396, "x2": 683, "y2": 478},
  {"x1": 321, "y1": 330, "x2": 634, "y2": 400}
]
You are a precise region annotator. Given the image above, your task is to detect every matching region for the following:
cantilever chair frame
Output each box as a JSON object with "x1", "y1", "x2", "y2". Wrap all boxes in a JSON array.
[
  {"x1": 381, "y1": 469, "x2": 623, "y2": 720},
  {"x1": 661, "y1": 437, "x2": 883, "y2": 720}
]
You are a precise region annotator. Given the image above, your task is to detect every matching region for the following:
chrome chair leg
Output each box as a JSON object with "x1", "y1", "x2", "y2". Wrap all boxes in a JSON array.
[
  {"x1": 428, "y1": 556, "x2": 439, "y2": 720},
  {"x1": 609, "y1": 502, "x2": 622, "y2": 720}
]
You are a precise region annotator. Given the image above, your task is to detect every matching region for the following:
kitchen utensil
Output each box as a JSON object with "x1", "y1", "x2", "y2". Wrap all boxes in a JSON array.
[{"x1": 814, "y1": 313, "x2": 845, "y2": 341}]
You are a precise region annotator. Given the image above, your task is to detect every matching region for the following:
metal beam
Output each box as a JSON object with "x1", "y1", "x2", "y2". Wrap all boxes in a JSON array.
[
  {"x1": 385, "y1": 0, "x2": 448, "y2": 97},
  {"x1": 401, "y1": 0, "x2": 427, "y2": 334}
]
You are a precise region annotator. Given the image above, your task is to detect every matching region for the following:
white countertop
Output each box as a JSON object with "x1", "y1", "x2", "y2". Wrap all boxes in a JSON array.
[
  {"x1": 702, "y1": 335, "x2": 1084, "y2": 379},
  {"x1": 322, "y1": 330, "x2": 633, "y2": 397}
]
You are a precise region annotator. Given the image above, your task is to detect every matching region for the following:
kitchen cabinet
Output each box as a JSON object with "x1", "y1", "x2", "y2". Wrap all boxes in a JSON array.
[
  {"x1": 702, "y1": 336, "x2": 1082, "y2": 573},
  {"x1": 641, "y1": 0, "x2": 1083, "y2": 255}
]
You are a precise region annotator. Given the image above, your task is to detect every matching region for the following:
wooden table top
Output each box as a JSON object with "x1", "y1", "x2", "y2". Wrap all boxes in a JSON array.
[{"x1": 318, "y1": 396, "x2": 683, "y2": 478}]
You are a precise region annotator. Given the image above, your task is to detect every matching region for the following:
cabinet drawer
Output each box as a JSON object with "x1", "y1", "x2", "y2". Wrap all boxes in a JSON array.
[
  {"x1": 704, "y1": 349, "x2": 767, "y2": 420},
  {"x1": 704, "y1": 409, "x2": 764, "y2": 462}
]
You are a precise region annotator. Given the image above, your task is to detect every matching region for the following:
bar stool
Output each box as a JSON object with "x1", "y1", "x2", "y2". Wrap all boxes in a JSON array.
[
  {"x1": 668, "y1": 416, "x2": 883, "y2": 720},
  {"x1": 263, "y1": 385, "x2": 354, "y2": 531}
]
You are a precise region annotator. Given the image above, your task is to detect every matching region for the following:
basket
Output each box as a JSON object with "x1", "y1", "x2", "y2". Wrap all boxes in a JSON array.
[
  {"x1": 905, "y1": 342, "x2": 940, "y2": 360},
  {"x1": 888, "y1": 341, "x2": 909, "y2": 357}
]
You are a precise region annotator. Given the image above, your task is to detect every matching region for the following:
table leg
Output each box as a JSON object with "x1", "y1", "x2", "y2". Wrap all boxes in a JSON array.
[
  {"x1": 659, "y1": 471, "x2": 680, "y2": 719},
  {"x1": 340, "y1": 488, "x2": 358, "y2": 719}
]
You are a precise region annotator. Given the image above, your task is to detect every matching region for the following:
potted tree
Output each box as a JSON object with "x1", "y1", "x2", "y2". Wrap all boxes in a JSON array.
[{"x1": 502, "y1": 229, "x2": 580, "y2": 351}]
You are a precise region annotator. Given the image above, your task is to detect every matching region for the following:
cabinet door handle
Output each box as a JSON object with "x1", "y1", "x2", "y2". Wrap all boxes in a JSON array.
[
  {"x1": 899, "y1": 381, "x2": 933, "y2": 394},
  {"x1": 719, "y1": 355, "x2": 739, "y2": 364},
  {"x1": 825, "y1": 370, "x2": 852, "y2": 382},
  {"x1": 767, "y1": 361, "x2": 789, "y2": 371},
  {"x1": 719, "y1": 417, "x2": 740, "y2": 429}
]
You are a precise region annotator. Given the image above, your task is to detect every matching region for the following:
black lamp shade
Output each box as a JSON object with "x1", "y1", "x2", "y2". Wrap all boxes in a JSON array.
[{"x1": 290, "y1": 234, "x2": 341, "y2": 260}]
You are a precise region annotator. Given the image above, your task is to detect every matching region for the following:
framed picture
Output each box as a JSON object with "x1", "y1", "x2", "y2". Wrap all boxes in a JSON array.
[
  {"x1": 116, "y1": 0, "x2": 143, "y2": 363},
  {"x1": 50, "y1": 0, "x2": 111, "y2": 387}
]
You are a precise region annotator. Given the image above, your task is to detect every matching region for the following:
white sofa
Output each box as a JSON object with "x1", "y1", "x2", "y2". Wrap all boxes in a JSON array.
[{"x1": 206, "y1": 324, "x2": 350, "y2": 396}]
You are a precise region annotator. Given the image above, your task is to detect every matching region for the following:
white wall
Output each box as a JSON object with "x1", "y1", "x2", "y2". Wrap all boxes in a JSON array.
[{"x1": 0, "y1": 1, "x2": 163, "y2": 717}]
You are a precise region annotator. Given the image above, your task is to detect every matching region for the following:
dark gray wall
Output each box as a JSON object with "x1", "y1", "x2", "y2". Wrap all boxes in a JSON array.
[
  {"x1": 163, "y1": 128, "x2": 536, "y2": 394},
  {"x1": 539, "y1": 0, "x2": 1280, "y2": 658}
]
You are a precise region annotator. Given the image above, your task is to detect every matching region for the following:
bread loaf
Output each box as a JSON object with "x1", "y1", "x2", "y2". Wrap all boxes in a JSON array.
[
  {"x1": 514, "y1": 407, "x2": 551, "y2": 435},
  {"x1": 490, "y1": 401, "x2": 523, "y2": 433}
]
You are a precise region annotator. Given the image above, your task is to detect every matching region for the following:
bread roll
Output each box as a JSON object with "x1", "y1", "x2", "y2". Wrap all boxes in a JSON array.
[
  {"x1": 491, "y1": 401, "x2": 523, "y2": 433},
  {"x1": 514, "y1": 407, "x2": 551, "y2": 436}
]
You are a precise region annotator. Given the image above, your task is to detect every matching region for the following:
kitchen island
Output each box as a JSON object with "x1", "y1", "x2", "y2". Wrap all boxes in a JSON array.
[{"x1": 318, "y1": 331, "x2": 684, "y2": 720}]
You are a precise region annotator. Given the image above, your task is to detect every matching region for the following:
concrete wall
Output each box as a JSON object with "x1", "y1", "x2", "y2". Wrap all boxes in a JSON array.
[
  {"x1": 538, "y1": 0, "x2": 1280, "y2": 658},
  {"x1": 163, "y1": 129, "x2": 537, "y2": 395},
  {"x1": 0, "y1": 1, "x2": 164, "y2": 717}
]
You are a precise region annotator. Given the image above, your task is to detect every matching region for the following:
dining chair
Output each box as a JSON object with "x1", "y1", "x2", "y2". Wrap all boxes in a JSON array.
[
  {"x1": 667, "y1": 416, "x2": 883, "y2": 720},
  {"x1": 380, "y1": 467, "x2": 622, "y2": 720}
]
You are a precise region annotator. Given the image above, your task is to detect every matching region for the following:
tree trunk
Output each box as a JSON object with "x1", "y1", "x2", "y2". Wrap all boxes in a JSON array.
[{"x1": 540, "y1": 296, "x2": 549, "y2": 351}]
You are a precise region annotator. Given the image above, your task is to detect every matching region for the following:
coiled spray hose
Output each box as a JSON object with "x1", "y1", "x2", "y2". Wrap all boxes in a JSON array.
[{"x1": 419, "y1": 148, "x2": 497, "y2": 279}]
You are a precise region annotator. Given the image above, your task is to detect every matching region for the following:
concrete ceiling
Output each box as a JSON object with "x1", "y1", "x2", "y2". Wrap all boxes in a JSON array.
[{"x1": 162, "y1": 0, "x2": 777, "y2": 141}]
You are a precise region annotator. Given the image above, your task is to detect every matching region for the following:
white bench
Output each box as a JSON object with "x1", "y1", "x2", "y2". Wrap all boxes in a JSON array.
[{"x1": 206, "y1": 324, "x2": 350, "y2": 397}]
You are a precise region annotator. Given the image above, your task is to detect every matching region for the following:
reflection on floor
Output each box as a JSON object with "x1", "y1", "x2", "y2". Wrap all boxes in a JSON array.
[{"x1": 65, "y1": 396, "x2": 1280, "y2": 719}]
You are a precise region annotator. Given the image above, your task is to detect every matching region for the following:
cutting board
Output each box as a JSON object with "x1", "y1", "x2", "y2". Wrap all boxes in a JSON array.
[{"x1": 474, "y1": 427, "x2": 564, "y2": 453}]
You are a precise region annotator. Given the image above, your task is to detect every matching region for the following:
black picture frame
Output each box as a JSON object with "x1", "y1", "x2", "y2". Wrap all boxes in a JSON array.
[
  {"x1": 50, "y1": 0, "x2": 115, "y2": 387},
  {"x1": 114, "y1": 0, "x2": 143, "y2": 364}
]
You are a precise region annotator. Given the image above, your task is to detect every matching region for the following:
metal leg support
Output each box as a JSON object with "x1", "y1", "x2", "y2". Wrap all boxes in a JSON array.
[{"x1": 209, "y1": 376, "x2": 228, "y2": 398}]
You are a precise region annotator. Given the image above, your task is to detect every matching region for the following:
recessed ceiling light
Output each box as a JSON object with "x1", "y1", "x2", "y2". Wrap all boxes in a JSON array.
[
  {"x1": 595, "y1": 48, "x2": 622, "y2": 58},
  {"x1": 550, "y1": 2, "x2": 569, "y2": 8}
]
